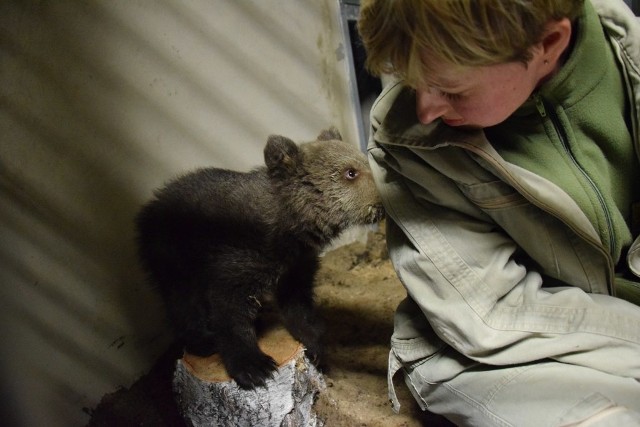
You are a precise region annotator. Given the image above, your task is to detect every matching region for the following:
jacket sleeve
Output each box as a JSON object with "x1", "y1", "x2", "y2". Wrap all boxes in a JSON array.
[{"x1": 367, "y1": 88, "x2": 640, "y2": 380}]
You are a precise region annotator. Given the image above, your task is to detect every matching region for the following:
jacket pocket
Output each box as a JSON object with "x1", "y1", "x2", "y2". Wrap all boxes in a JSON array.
[
  {"x1": 459, "y1": 179, "x2": 609, "y2": 294},
  {"x1": 388, "y1": 326, "x2": 479, "y2": 412},
  {"x1": 388, "y1": 298, "x2": 479, "y2": 411},
  {"x1": 459, "y1": 179, "x2": 528, "y2": 210},
  {"x1": 390, "y1": 297, "x2": 446, "y2": 366}
]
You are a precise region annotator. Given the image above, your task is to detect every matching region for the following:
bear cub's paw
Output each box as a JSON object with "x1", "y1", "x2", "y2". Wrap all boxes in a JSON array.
[{"x1": 224, "y1": 349, "x2": 278, "y2": 389}]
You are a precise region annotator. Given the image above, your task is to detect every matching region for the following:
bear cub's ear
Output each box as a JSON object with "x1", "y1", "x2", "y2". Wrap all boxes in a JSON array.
[
  {"x1": 317, "y1": 126, "x2": 342, "y2": 142},
  {"x1": 264, "y1": 134, "x2": 301, "y2": 176}
]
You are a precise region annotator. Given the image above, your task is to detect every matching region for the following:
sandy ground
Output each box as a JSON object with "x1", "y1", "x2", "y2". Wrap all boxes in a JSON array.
[{"x1": 87, "y1": 226, "x2": 454, "y2": 426}]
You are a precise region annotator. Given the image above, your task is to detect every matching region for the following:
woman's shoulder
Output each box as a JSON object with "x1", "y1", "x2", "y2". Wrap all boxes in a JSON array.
[{"x1": 591, "y1": 0, "x2": 640, "y2": 53}]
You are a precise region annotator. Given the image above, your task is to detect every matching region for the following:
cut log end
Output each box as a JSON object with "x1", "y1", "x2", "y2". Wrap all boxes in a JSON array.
[{"x1": 172, "y1": 327, "x2": 326, "y2": 427}]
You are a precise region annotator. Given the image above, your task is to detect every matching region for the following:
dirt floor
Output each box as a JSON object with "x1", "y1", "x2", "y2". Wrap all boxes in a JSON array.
[{"x1": 87, "y1": 225, "x2": 455, "y2": 426}]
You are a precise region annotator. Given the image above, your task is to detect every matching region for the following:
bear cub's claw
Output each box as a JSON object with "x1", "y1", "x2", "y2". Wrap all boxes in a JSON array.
[{"x1": 226, "y1": 351, "x2": 278, "y2": 390}]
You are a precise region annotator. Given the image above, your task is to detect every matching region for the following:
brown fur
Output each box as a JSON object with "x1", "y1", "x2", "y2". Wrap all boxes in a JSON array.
[{"x1": 135, "y1": 128, "x2": 384, "y2": 389}]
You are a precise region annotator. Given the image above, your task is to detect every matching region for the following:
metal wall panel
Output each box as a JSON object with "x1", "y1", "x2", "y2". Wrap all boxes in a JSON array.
[{"x1": 0, "y1": 1, "x2": 360, "y2": 425}]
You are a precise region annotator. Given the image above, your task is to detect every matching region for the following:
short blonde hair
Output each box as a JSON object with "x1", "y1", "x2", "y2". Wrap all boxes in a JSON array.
[{"x1": 358, "y1": 0, "x2": 584, "y2": 87}]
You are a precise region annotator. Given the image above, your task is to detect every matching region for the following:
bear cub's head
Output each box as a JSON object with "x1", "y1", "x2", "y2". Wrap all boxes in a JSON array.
[{"x1": 263, "y1": 127, "x2": 385, "y2": 235}]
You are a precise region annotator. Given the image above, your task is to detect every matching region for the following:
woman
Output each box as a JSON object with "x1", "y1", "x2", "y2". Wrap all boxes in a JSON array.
[{"x1": 358, "y1": 0, "x2": 640, "y2": 425}]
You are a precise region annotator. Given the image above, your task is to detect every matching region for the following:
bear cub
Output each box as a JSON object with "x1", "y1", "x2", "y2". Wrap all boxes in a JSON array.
[{"x1": 135, "y1": 128, "x2": 384, "y2": 389}]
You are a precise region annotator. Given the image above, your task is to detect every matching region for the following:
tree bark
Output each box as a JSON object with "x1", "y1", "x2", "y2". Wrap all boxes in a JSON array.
[{"x1": 172, "y1": 327, "x2": 326, "y2": 427}]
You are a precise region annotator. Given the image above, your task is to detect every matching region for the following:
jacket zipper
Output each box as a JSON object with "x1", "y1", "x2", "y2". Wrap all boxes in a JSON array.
[{"x1": 533, "y1": 94, "x2": 616, "y2": 253}]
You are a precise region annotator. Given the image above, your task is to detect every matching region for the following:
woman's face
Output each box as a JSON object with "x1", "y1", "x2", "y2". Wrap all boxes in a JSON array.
[{"x1": 415, "y1": 52, "x2": 549, "y2": 129}]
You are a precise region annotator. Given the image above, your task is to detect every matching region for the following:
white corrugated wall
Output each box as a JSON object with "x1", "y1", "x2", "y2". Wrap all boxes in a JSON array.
[{"x1": 0, "y1": 1, "x2": 363, "y2": 425}]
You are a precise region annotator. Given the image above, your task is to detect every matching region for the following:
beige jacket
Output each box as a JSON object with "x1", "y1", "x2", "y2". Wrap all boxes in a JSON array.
[{"x1": 367, "y1": 0, "x2": 640, "y2": 410}]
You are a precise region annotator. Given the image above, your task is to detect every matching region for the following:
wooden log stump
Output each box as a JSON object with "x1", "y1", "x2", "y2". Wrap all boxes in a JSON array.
[{"x1": 172, "y1": 326, "x2": 326, "y2": 427}]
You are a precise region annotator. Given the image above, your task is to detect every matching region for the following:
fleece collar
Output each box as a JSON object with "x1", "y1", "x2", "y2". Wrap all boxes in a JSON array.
[{"x1": 519, "y1": 0, "x2": 607, "y2": 114}]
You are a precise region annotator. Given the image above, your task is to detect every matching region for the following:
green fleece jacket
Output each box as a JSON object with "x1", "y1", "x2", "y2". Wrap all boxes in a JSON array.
[{"x1": 487, "y1": 0, "x2": 640, "y2": 265}]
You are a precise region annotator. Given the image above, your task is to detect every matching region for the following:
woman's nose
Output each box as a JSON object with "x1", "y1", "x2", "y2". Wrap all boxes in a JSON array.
[{"x1": 415, "y1": 88, "x2": 452, "y2": 124}]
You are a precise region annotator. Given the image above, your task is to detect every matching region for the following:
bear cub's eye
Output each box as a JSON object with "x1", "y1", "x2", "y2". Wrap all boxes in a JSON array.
[{"x1": 344, "y1": 168, "x2": 359, "y2": 180}]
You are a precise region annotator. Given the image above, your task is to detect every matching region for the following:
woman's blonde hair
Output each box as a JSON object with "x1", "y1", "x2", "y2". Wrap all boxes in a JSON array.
[{"x1": 358, "y1": 0, "x2": 584, "y2": 87}]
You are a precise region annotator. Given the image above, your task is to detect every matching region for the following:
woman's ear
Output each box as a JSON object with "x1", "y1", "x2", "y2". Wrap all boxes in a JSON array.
[{"x1": 540, "y1": 18, "x2": 572, "y2": 66}]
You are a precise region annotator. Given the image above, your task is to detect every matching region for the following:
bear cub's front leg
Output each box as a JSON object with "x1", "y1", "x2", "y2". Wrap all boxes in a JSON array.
[
  {"x1": 184, "y1": 301, "x2": 279, "y2": 390},
  {"x1": 276, "y1": 260, "x2": 325, "y2": 368},
  {"x1": 279, "y1": 301, "x2": 325, "y2": 367},
  {"x1": 214, "y1": 328, "x2": 279, "y2": 390}
]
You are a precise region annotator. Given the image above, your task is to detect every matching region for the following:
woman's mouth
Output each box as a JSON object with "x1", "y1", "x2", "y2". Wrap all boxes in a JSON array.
[{"x1": 442, "y1": 118, "x2": 464, "y2": 126}]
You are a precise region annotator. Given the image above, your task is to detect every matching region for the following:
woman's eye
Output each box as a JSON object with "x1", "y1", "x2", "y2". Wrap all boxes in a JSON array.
[
  {"x1": 440, "y1": 90, "x2": 462, "y2": 101},
  {"x1": 345, "y1": 169, "x2": 359, "y2": 180}
]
